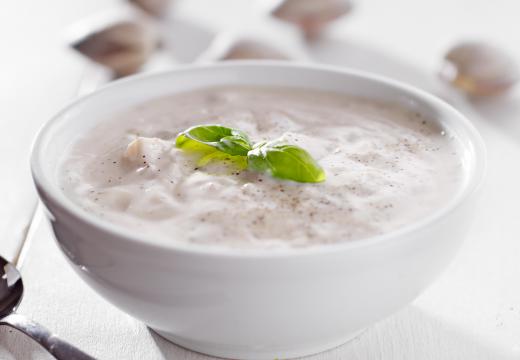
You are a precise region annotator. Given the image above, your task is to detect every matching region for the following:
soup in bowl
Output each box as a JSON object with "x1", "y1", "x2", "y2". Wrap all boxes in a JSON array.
[{"x1": 31, "y1": 62, "x2": 485, "y2": 359}]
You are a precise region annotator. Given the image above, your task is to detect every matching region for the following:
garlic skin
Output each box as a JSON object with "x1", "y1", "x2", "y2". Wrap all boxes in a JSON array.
[
  {"x1": 69, "y1": 7, "x2": 159, "y2": 77},
  {"x1": 271, "y1": 0, "x2": 353, "y2": 39},
  {"x1": 129, "y1": 0, "x2": 171, "y2": 18},
  {"x1": 440, "y1": 41, "x2": 519, "y2": 97}
]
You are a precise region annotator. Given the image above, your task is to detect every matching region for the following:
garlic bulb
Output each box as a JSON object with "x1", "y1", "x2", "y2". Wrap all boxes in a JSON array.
[
  {"x1": 129, "y1": 0, "x2": 171, "y2": 18},
  {"x1": 271, "y1": 0, "x2": 353, "y2": 39},
  {"x1": 440, "y1": 41, "x2": 519, "y2": 97}
]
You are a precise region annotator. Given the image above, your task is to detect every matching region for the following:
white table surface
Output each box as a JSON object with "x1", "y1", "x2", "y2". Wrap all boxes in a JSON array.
[{"x1": 1, "y1": 0, "x2": 520, "y2": 359}]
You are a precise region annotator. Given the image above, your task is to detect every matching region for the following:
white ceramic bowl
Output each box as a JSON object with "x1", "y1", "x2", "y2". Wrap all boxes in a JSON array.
[{"x1": 31, "y1": 62, "x2": 485, "y2": 360}]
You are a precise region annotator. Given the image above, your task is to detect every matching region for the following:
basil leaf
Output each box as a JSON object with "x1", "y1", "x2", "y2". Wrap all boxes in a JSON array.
[
  {"x1": 197, "y1": 151, "x2": 248, "y2": 169},
  {"x1": 175, "y1": 124, "x2": 326, "y2": 183},
  {"x1": 247, "y1": 141, "x2": 325, "y2": 183},
  {"x1": 176, "y1": 125, "x2": 252, "y2": 156}
]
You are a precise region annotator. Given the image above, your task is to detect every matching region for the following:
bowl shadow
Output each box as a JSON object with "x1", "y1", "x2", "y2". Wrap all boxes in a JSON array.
[{"x1": 145, "y1": 304, "x2": 515, "y2": 360}]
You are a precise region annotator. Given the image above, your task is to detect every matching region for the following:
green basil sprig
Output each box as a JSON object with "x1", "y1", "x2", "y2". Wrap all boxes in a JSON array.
[
  {"x1": 175, "y1": 124, "x2": 325, "y2": 183},
  {"x1": 248, "y1": 140, "x2": 325, "y2": 183},
  {"x1": 176, "y1": 125, "x2": 252, "y2": 156}
]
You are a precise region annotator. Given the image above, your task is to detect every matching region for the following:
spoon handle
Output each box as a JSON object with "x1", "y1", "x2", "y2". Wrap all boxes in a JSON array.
[{"x1": 0, "y1": 313, "x2": 96, "y2": 360}]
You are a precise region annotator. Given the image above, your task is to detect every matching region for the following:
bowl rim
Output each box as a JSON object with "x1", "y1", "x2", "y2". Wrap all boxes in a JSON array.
[{"x1": 30, "y1": 61, "x2": 487, "y2": 258}]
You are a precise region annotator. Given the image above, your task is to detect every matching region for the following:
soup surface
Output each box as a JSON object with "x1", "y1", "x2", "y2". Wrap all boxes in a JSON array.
[{"x1": 59, "y1": 86, "x2": 464, "y2": 248}]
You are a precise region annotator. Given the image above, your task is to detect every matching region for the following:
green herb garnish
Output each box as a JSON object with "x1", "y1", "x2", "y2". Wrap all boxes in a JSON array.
[
  {"x1": 175, "y1": 124, "x2": 325, "y2": 183},
  {"x1": 248, "y1": 140, "x2": 326, "y2": 183},
  {"x1": 176, "y1": 124, "x2": 252, "y2": 156}
]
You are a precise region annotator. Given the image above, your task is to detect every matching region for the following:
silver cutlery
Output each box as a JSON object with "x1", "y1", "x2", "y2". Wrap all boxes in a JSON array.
[{"x1": 0, "y1": 255, "x2": 96, "y2": 360}]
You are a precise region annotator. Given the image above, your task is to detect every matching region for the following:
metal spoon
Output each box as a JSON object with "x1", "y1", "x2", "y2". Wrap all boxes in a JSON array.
[{"x1": 0, "y1": 255, "x2": 96, "y2": 360}]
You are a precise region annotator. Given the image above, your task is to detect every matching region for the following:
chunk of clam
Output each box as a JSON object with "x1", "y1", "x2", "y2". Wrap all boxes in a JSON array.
[{"x1": 123, "y1": 137, "x2": 172, "y2": 166}]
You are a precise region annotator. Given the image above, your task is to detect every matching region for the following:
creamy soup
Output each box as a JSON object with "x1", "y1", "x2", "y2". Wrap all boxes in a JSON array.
[{"x1": 59, "y1": 86, "x2": 464, "y2": 248}]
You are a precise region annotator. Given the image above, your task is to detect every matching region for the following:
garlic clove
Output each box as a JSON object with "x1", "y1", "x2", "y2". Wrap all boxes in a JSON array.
[
  {"x1": 69, "y1": 7, "x2": 159, "y2": 77},
  {"x1": 128, "y1": 0, "x2": 171, "y2": 18},
  {"x1": 440, "y1": 41, "x2": 519, "y2": 97},
  {"x1": 271, "y1": 0, "x2": 353, "y2": 40}
]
